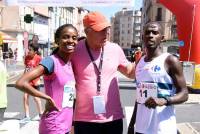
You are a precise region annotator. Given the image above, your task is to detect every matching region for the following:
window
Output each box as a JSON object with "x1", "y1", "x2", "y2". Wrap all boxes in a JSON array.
[{"x1": 156, "y1": 8, "x2": 162, "y2": 21}]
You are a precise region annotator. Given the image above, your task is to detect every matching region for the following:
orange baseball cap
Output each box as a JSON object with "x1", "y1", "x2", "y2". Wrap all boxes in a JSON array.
[{"x1": 83, "y1": 11, "x2": 111, "y2": 31}]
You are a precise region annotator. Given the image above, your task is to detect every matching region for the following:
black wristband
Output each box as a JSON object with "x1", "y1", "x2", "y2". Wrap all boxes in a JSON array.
[{"x1": 162, "y1": 96, "x2": 171, "y2": 106}]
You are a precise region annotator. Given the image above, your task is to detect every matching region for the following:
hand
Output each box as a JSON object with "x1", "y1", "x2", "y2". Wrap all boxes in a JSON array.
[
  {"x1": 145, "y1": 97, "x2": 167, "y2": 109},
  {"x1": 43, "y1": 97, "x2": 60, "y2": 114}
]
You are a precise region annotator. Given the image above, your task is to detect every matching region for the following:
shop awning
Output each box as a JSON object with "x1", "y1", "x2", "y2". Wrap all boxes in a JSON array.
[{"x1": 0, "y1": 31, "x2": 17, "y2": 44}]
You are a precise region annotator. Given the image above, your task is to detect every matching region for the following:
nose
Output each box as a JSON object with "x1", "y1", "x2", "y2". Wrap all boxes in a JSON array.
[
  {"x1": 67, "y1": 37, "x2": 75, "y2": 44},
  {"x1": 149, "y1": 32, "x2": 154, "y2": 37}
]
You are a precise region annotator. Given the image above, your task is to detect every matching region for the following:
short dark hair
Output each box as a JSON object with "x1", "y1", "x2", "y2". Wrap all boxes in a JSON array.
[
  {"x1": 52, "y1": 24, "x2": 78, "y2": 55},
  {"x1": 144, "y1": 21, "x2": 163, "y2": 34},
  {"x1": 54, "y1": 24, "x2": 78, "y2": 44},
  {"x1": 29, "y1": 44, "x2": 39, "y2": 52}
]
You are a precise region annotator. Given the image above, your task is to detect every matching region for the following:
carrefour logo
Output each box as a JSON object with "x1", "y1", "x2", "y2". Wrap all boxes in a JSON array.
[{"x1": 152, "y1": 65, "x2": 161, "y2": 72}]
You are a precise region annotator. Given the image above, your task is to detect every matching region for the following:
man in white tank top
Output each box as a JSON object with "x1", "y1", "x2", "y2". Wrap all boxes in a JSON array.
[{"x1": 128, "y1": 22, "x2": 188, "y2": 134}]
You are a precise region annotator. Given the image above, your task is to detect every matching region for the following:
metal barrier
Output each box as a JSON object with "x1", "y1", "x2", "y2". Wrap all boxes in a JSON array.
[
  {"x1": 182, "y1": 61, "x2": 195, "y2": 86},
  {"x1": 182, "y1": 62, "x2": 200, "y2": 90}
]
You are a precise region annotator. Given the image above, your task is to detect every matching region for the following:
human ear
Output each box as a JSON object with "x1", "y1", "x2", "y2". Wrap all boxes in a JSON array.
[
  {"x1": 84, "y1": 28, "x2": 92, "y2": 34},
  {"x1": 161, "y1": 35, "x2": 165, "y2": 42}
]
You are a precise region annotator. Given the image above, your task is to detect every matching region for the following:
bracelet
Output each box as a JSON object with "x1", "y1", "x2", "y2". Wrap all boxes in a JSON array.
[{"x1": 162, "y1": 96, "x2": 171, "y2": 106}]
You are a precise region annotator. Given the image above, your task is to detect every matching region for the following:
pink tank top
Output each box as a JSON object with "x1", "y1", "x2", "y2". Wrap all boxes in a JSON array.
[{"x1": 39, "y1": 54, "x2": 75, "y2": 134}]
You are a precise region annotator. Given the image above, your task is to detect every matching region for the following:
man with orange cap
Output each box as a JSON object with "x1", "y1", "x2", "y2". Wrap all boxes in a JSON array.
[{"x1": 71, "y1": 11, "x2": 135, "y2": 134}]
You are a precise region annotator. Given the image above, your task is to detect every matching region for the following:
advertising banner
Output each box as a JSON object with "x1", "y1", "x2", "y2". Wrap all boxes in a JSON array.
[{"x1": 5, "y1": 0, "x2": 133, "y2": 6}]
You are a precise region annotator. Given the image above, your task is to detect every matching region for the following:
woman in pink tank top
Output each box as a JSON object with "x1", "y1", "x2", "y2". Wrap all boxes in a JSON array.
[{"x1": 16, "y1": 24, "x2": 78, "y2": 134}]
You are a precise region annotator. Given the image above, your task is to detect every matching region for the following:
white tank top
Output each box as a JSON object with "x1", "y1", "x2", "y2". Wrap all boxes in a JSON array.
[{"x1": 135, "y1": 53, "x2": 177, "y2": 134}]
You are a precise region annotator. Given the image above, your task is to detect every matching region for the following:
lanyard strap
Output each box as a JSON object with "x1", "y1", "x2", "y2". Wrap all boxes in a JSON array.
[{"x1": 85, "y1": 41, "x2": 104, "y2": 93}]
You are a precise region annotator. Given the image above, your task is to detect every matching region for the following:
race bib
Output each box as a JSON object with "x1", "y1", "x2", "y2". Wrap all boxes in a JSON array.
[
  {"x1": 93, "y1": 96, "x2": 106, "y2": 114},
  {"x1": 136, "y1": 82, "x2": 158, "y2": 104},
  {"x1": 62, "y1": 83, "x2": 75, "y2": 108}
]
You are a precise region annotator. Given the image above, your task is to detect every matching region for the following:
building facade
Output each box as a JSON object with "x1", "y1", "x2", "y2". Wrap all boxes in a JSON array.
[
  {"x1": 0, "y1": 3, "x2": 35, "y2": 61},
  {"x1": 133, "y1": 10, "x2": 142, "y2": 47},
  {"x1": 0, "y1": 4, "x2": 88, "y2": 61},
  {"x1": 142, "y1": 0, "x2": 177, "y2": 41},
  {"x1": 111, "y1": 8, "x2": 134, "y2": 49}
]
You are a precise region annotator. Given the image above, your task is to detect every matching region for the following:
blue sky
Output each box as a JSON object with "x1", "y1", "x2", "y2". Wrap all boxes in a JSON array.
[{"x1": 84, "y1": 0, "x2": 143, "y2": 20}]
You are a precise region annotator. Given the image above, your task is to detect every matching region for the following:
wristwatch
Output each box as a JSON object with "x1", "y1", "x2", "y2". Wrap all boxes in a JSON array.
[{"x1": 162, "y1": 96, "x2": 171, "y2": 106}]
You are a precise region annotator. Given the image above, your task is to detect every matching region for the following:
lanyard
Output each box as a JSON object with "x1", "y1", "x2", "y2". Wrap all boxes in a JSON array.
[{"x1": 85, "y1": 41, "x2": 104, "y2": 94}]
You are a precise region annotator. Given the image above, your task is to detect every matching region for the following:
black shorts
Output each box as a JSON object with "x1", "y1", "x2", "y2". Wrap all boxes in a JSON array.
[{"x1": 74, "y1": 119, "x2": 123, "y2": 134}]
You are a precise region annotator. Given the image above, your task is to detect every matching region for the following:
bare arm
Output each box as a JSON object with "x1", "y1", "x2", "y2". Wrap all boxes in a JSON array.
[
  {"x1": 16, "y1": 65, "x2": 51, "y2": 101},
  {"x1": 145, "y1": 55, "x2": 188, "y2": 108},
  {"x1": 118, "y1": 62, "x2": 135, "y2": 79},
  {"x1": 166, "y1": 55, "x2": 188, "y2": 104}
]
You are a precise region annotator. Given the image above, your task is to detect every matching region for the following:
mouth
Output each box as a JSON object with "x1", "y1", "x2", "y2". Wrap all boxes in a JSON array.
[
  {"x1": 66, "y1": 45, "x2": 75, "y2": 50},
  {"x1": 147, "y1": 40, "x2": 155, "y2": 44}
]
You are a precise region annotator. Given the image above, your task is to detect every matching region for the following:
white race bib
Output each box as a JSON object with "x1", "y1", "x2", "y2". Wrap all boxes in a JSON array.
[
  {"x1": 93, "y1": 96, "x2": 106, "y2": 114},
  {"x1": 62, "y1": 84, "x2": 75, "y2": 108},
  {"x1": 136, "y1": 82, "x2": 158, "y2": 104}
]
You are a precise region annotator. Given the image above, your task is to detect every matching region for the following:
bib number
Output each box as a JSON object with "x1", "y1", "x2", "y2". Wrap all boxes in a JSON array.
[
  {"x1": 136, "y1": 83, "x2": 158, "y2": 104},
  {"x1": 62, "y1": 84, "x2": 75, "y2": 108}
]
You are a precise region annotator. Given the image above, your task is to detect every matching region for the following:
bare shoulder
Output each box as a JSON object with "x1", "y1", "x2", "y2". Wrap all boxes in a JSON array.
[
  {"x1": 166, "y1": 54, "x2": 180, "y2": 65},
  {"x1": 165, "y1": 54, "x2": 182, "y2": 73}
]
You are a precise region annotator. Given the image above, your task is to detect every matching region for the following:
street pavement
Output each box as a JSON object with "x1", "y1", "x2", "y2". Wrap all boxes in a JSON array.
[
  {"x1": 0, "y1": 62, "x2": 200, "y2": 134},
  {"x1": 5, "y1": 60, "x2": 25, "y2": 86}
]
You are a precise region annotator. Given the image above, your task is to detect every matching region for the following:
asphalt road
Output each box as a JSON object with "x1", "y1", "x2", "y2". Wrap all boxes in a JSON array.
[{"x1": 5, "y1": 82, "x2": 200, "y2": 133}]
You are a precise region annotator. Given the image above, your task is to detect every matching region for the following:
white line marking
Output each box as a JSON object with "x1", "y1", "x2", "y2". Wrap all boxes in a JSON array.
[{"x1": 4, "y1": 112, "x2": 20, "y2": 118}]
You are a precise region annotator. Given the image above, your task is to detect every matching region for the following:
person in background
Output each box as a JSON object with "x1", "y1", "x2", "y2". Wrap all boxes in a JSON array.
[
  {"x1": 7, "y1": 48, "x2": 14, "y2": 67},
  {"x1": 0, "y1": 60, "x2": 7, "y2": 124},
  {"x1": 16, "y1": 24, "x2": 78, "y2": 134},
  {"x1": 133, "y1": 47, "x2": 143, "y2": 64},
  {"x1": 8, "y1": 48, "x2": 14, "y2": 59},
  {"x1": 128, "y1": 22, "x2": 188, "y2": 134},
  {"x1": 71, "y1": 11, "x2": 135, "y2": 134},
  {"x1": 14, "y1": 48, "x2": 18, "y2": 61},
  {"x1": 19, "y1": 45, "x2": 43, "y2": 123}
]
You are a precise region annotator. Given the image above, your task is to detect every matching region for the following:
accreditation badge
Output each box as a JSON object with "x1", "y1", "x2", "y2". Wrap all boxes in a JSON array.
[{"x1": 93, "y1": 95, "x2": 106, "y2": 114}]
